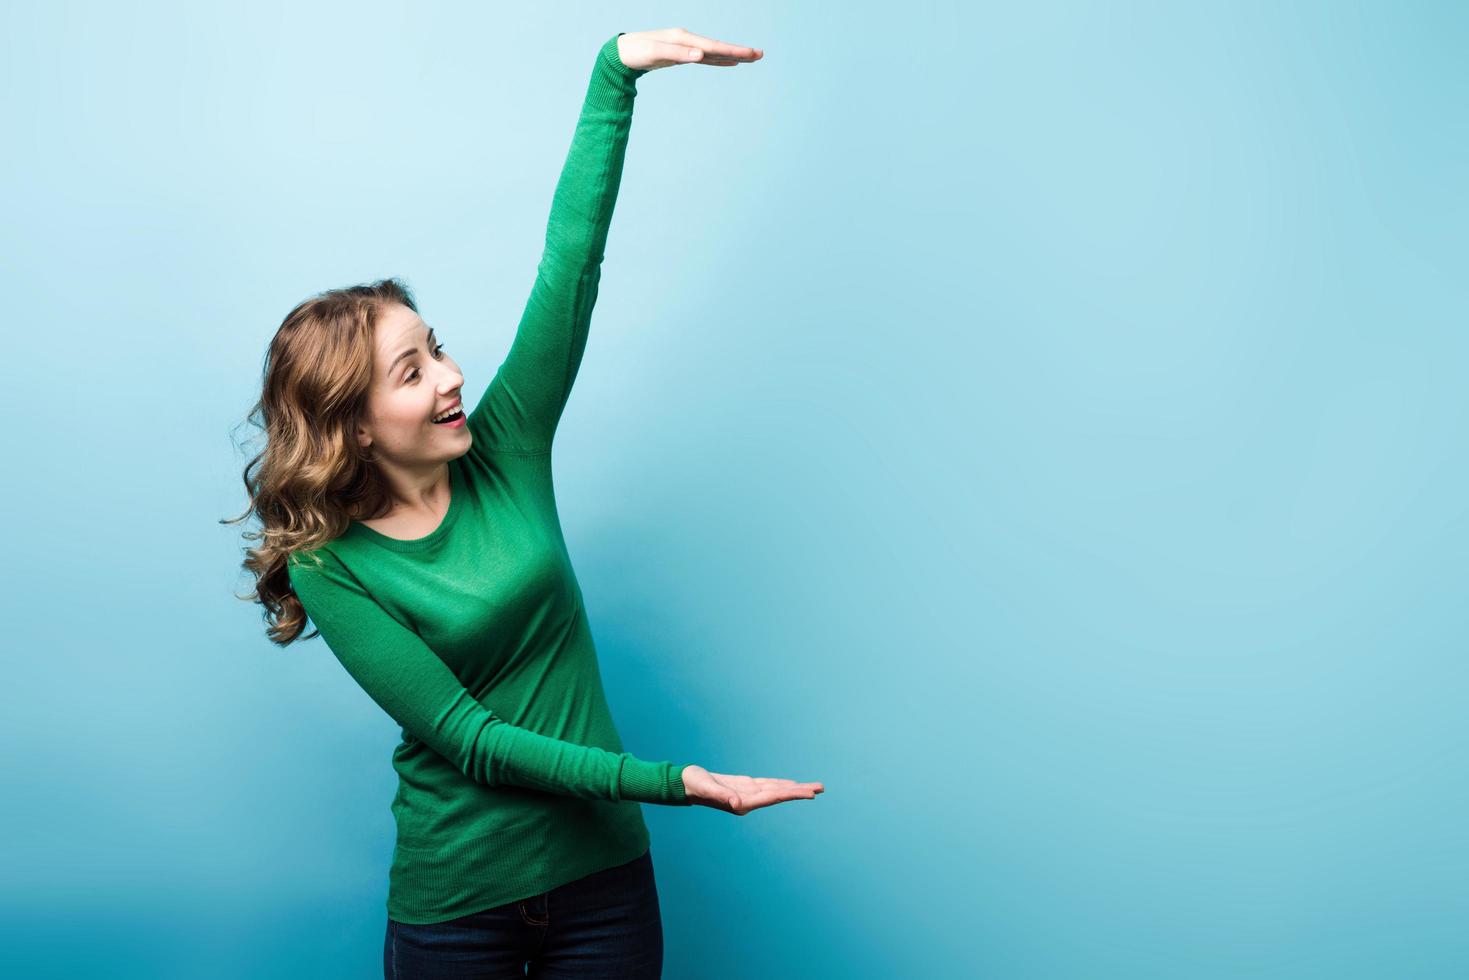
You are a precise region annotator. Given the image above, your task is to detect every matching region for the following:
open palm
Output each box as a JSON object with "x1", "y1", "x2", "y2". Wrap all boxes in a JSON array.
[{"x1": 681, "y1": 764, "x2": 824, "y2": 816}]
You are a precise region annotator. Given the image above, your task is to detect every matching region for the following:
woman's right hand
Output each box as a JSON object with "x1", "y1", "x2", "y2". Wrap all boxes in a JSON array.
[
  {"x1": 680, "y1": 764, "x2": 824, "y2": 815},
  {"x1": 616, "y1": 28, "x2": 763, "y2": 73}
]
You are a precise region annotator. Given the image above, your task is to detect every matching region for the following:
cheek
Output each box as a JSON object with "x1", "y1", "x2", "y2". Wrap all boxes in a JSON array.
[{"x1": 386, "y1": 396, "x2": 432, "y2": 429}]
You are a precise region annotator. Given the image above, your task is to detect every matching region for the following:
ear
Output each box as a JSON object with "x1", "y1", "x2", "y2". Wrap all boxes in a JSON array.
[{"x1": 356, "y1": 422, "x2": 372, "y2": 450}]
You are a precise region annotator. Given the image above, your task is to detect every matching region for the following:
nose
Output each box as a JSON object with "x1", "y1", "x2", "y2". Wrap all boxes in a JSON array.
[{"x1": 438, "y1": 365, "x2": 464, "y2": 395}]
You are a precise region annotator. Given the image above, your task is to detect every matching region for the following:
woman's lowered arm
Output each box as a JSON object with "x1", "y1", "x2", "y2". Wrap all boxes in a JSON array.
[{"x1": 289, "y1": 550, "x2": 691, "y2": 804}]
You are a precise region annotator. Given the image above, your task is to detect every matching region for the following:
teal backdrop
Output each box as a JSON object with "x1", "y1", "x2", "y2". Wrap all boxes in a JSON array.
[{"x1": 3, "y1": 1, "x2": 1465, "y2": 977}]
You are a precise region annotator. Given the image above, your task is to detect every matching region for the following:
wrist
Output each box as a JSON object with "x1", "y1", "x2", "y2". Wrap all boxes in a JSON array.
[{"x1": 604, "y1": 33, "x2": 648, "y2": 80}]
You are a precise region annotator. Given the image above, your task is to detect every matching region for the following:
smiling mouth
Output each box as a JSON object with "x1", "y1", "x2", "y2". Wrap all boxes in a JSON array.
[{"x1": 431, "y1": 407, "x2": 465, "y2": 425}]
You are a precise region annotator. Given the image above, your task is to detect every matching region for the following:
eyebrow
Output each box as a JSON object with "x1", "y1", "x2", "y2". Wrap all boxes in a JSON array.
[{"x1": 389, "y1": 326, "x2": 436, "y2": 375}]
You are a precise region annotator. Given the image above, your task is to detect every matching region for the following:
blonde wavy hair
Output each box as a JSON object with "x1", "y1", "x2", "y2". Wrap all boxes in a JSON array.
[{"x1": 222, "y1": 277, "x2": 419, "y2": 645}]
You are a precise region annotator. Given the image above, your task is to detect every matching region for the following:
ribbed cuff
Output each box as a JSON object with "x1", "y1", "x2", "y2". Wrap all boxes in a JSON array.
[
  {"x1": 618, "y1": 757, "x2": 691, "y2": 805},
  {"x1": 605, "y1": 33, "x2": 648, "y2": 80},
  {"x1": 668, "y1": 764, "x2": 689, "y2": 805},
  {"x1": 583, "y1": 34, "x2": 644, "y2": 114}
]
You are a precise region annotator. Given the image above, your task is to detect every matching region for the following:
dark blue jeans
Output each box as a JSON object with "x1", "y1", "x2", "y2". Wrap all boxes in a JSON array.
[{"x1": 383, "y1": 848, "x2": 664, "y2": 979}]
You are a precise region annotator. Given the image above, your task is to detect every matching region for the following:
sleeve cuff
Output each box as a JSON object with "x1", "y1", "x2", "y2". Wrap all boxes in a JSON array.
[
  {"x1": 582, "y1": 33, "x2": 646, "y2": 113},
  {"x1": 603, "y1": 33, "x2": 648, "y2": 81},
  {"x1": 618, "y1": 757, "x2": 691, "y2": 805}
]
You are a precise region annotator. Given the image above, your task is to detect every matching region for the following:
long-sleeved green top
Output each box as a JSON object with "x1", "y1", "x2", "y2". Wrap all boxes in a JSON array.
[{"x1": 287, "y1": 34, "x2": 689, "y2": 926}]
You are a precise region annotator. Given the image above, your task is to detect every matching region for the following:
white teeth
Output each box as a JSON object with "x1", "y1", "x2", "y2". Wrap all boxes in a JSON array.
[{"x1": 433, "y1": 406, "x2": 461, "y2": 422}]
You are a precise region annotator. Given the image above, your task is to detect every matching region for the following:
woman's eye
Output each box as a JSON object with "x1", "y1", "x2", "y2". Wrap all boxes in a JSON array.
[{"x1": 404, "y1": 345, "x2": 446, "y2": 382}]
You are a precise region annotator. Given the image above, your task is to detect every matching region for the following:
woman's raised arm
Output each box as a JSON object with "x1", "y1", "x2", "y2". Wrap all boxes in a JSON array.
[{"x1": 466, "y1": 30, "x2": 763, "y2": 456}]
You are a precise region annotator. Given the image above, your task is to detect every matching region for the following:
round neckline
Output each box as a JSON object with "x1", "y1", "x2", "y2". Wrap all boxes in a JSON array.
[{"x1": 347, "y1": 457, "x2": 466, "y2": 552}]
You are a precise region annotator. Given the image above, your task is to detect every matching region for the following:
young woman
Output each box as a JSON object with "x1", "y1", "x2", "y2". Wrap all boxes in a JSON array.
[{"x1": 227, "y1": 27, "x2": 822, "y2": 979}]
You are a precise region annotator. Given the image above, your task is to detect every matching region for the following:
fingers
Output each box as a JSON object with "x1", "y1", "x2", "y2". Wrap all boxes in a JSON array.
[
  {"x1": 739, "y1": 784, "x2": 824, "y2": 815},
  {"x1": 752, "y1": 777, "x2": 825, "y2": 794},
  {"x1": 667, "y1": 28, "x2": 763, "y2": 60},
  {"x1": 647, "y1": 41, "x2": 743, "y2": 67}
]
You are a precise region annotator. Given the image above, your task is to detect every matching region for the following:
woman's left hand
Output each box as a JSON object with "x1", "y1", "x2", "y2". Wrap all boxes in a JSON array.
[{"x1": 616, "y1": 28, "x2": 764, "y2": 73}]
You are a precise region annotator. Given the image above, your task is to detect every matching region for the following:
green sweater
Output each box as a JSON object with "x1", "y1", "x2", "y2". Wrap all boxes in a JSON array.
[{"x1": 287, "y1": 34, "x2": 689, "y2": 926}]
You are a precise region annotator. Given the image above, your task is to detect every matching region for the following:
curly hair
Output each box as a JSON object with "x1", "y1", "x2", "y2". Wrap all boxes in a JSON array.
[{"x1": 222, "y1": 276, "x2": 420, "y2": 646}]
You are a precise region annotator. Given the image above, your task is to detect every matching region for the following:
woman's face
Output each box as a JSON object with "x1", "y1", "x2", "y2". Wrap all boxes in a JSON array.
[{"x1": 356, "y1": 302, "x2": 471, "y2": 470}]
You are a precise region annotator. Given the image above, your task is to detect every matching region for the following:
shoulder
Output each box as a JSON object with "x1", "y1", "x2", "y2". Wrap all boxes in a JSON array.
[{"x1": 287, "y1": 543, "x2": 345, "y2": 584}]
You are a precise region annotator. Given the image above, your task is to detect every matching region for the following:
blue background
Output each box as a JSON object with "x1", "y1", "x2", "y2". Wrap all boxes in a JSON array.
[{"x1": 3, "y1": 1, "x2": 1466, "y2": 977}]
